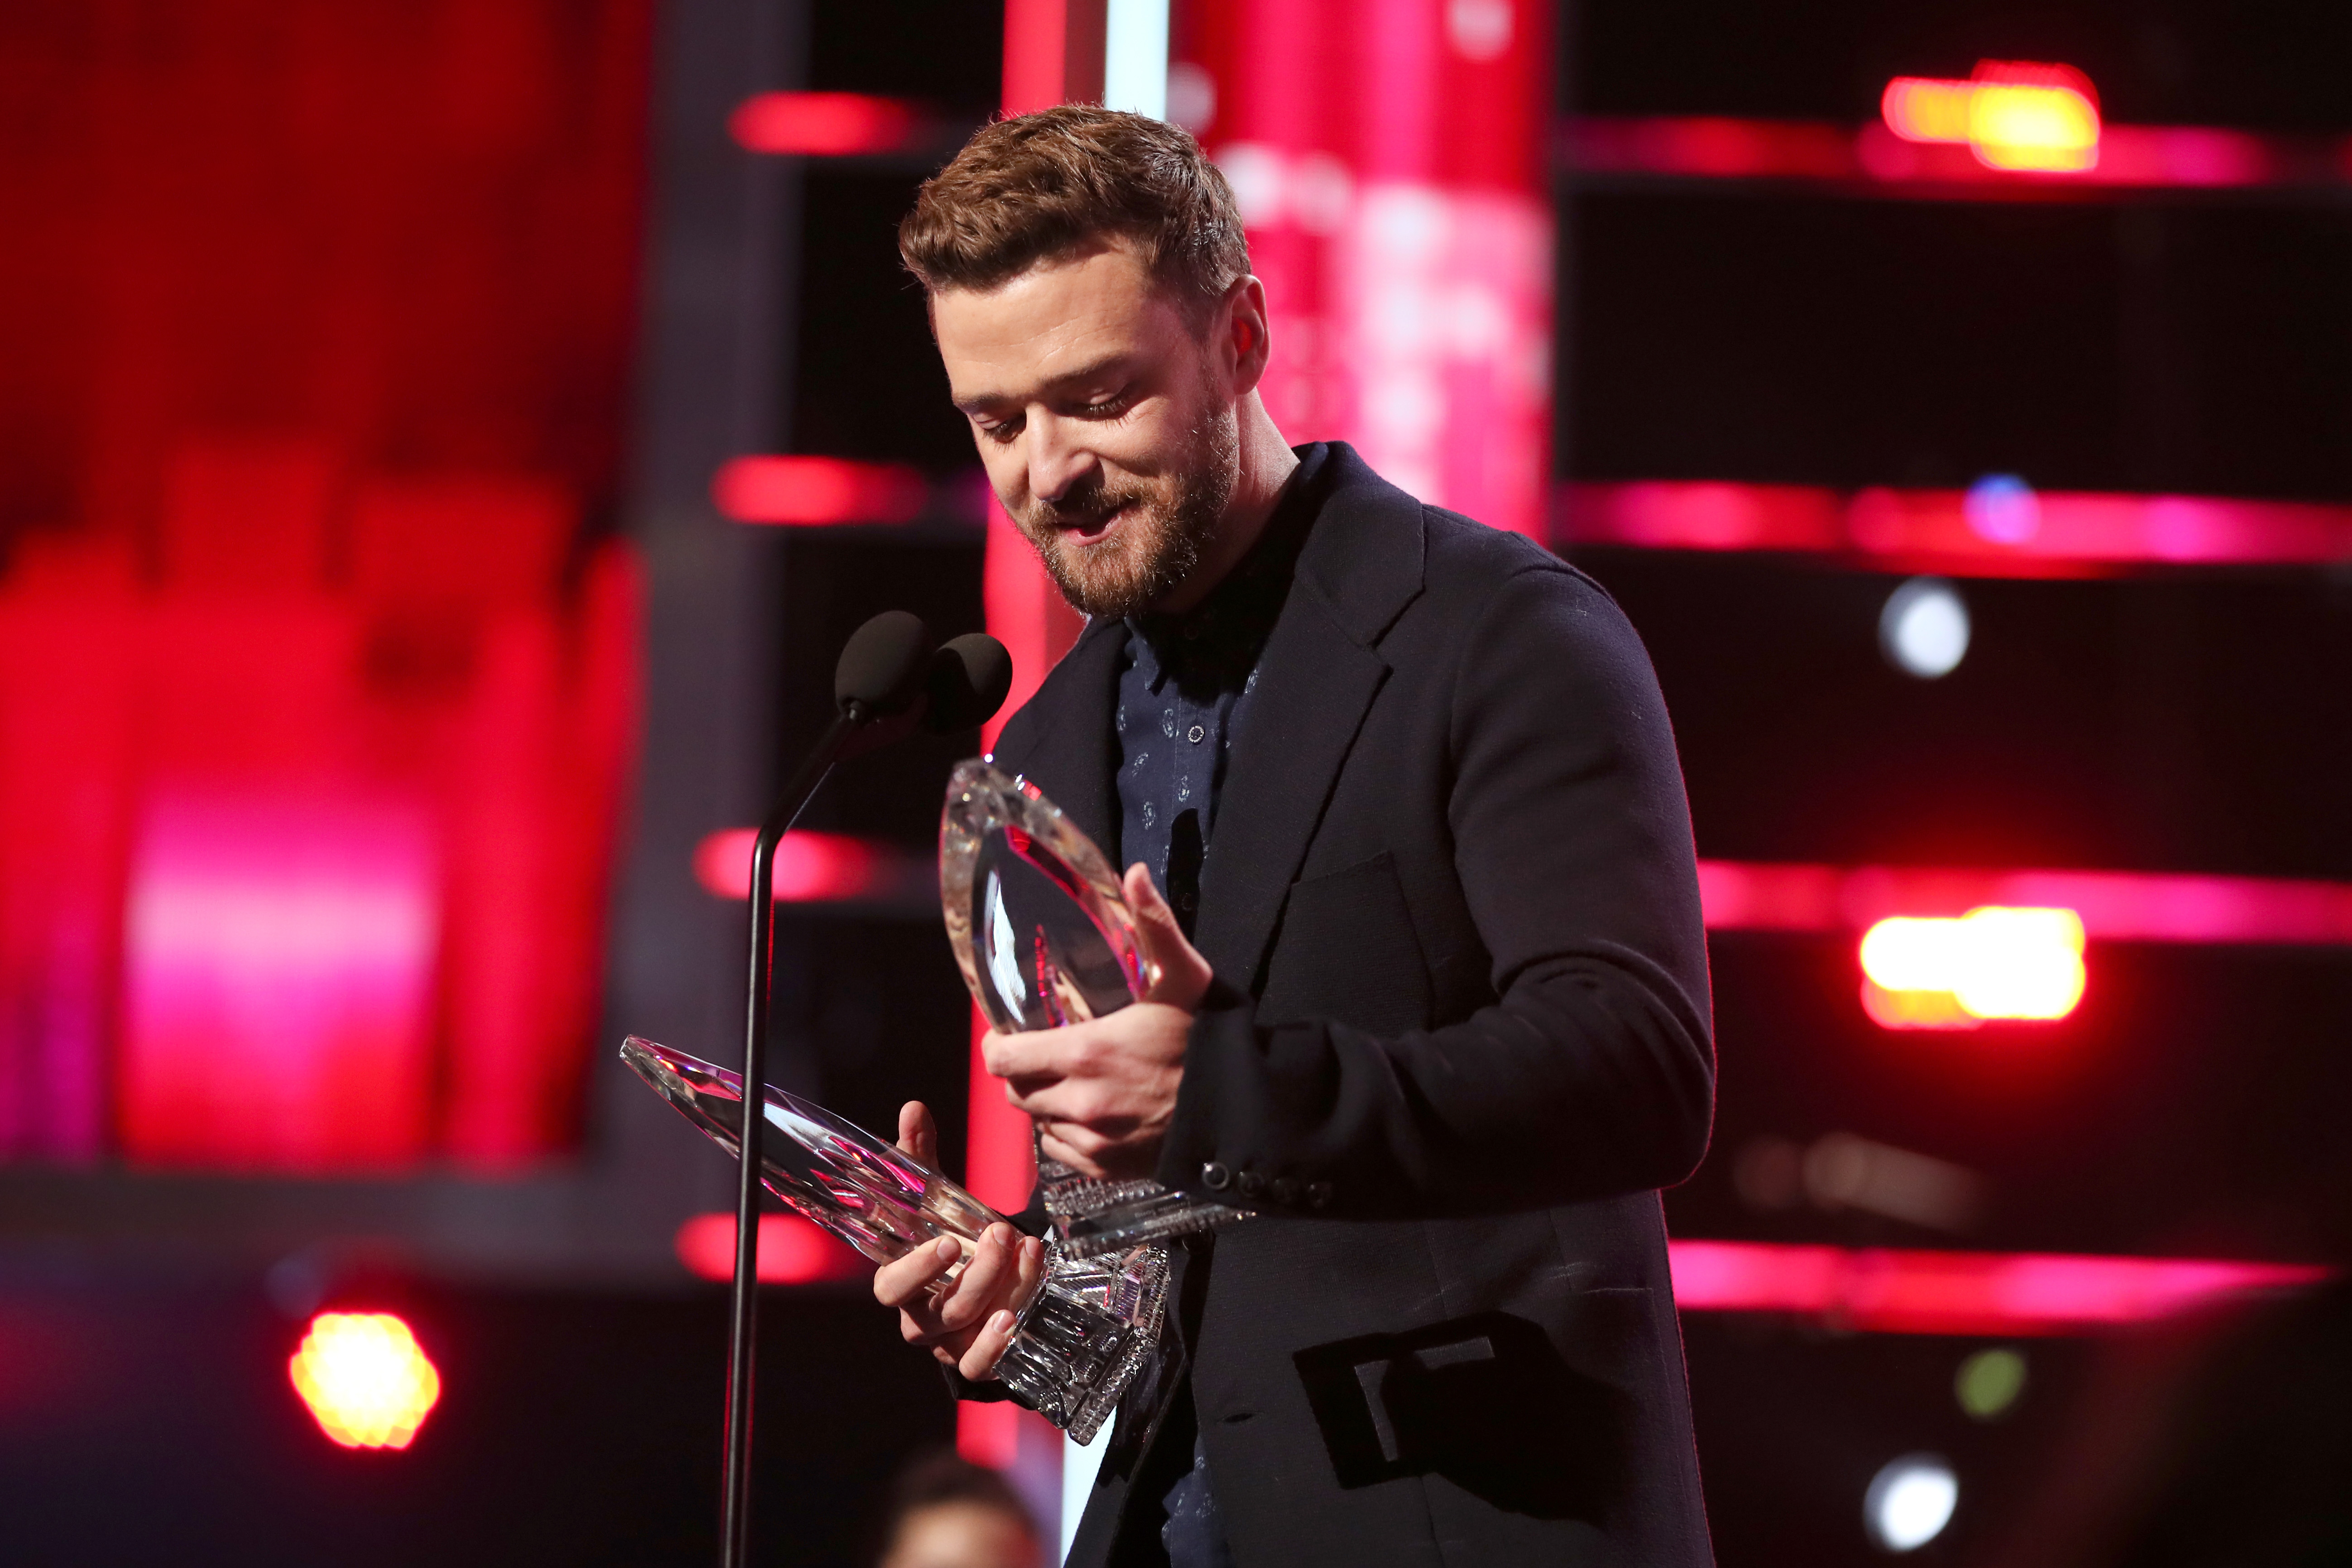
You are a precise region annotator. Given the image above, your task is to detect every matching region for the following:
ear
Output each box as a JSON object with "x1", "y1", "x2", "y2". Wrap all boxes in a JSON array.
[{"x1": 1219, "y1": 275, "x2": 1272, "y2": 398}]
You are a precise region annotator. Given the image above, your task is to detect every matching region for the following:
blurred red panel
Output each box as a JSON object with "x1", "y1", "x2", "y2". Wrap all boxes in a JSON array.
[
  {"x1": 729, "y1": 92, "x2": 920, "y2": 156},
  {"x1": 712, "y1": 455, "x2": 929, "y2": 526},
  {"x1": 160, "y1": 440, "x2": 339, "y2": 593},
  {"x1": 1564, "y1": 117, "x2": 1858, "y2": 181},
  {"x1": 120, "y1": 791, "x2": 439, "y2": 1170},
  {"x1": 0, "y1": 554, "x2": 141, "y2": 1164},
  {"x1": 1670, "y1": 1240, "x2": 2330, "y2": 1333},
  {"x1": 1187, "y1": 0, "x2": 1553, "y2": 538},
  {"x1": 1562, "y1": 481, "x2": 2352, "y2": 572},
  {"x1": 692, "y1": 828, "x2": 891, "y2": 903},
  {"x1": 1699, "y1": 860, "x2": 2352, "y2": 946},
  {"x1": 1569, "y1": 113, "x2": 2296, "y2": 192},
  {"x1": 0, "y1": 0, "x2": 654, "y2": 1174},
  {"x1": 674, "y1": 1212, "x2": 865, "y2": 1284},
  {"x1": 350, "y1": 476, "x2": 574, "y2": 606},
  {"x1": 1560, "y1": 481, "x2": 1844, "y2": 553}
]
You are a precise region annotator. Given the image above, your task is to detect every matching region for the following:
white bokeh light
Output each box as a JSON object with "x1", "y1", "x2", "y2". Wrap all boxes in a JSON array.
[
  {"x1": 1865, "y1": 1454, "x2": 1959, "y2": 1553},
  {"x1": 1880, "y1": 576, "x2": 1971, "y2": 679}
]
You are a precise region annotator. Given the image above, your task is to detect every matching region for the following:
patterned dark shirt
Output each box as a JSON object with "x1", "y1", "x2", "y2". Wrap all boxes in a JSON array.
[
  {"x1": 1110, "y1": 444, "x2": 1326, "y2": 1568},
  {"x1": 1115, "y1": 443, "x2": 1327, "y2": 936}
]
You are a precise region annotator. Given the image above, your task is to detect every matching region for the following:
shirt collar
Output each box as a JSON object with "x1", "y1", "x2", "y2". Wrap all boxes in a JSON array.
[{"x1": 1125, "y1": 442, "x2": 1329, "y2": 686}]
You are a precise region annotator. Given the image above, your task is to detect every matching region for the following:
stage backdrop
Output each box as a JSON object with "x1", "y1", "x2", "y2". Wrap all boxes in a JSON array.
[
  {"x1": 1181, "y1": 0, "x2": 1553, "y2": 538},
  {"x1": 0, "y1": 0, "x2": 652, "y2": 1173}
]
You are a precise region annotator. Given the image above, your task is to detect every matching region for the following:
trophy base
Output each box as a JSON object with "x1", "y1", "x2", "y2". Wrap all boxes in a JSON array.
[
  {"x1": 1042, "y1": 1171, "x2": 1253, "y2": 1259},
  {"x1": 996, "y1": 1237, "x2": 1169, "y2": 1445}
]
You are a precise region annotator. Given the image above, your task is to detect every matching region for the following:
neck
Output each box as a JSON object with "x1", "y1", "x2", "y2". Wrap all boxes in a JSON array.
[{"x1": 1150, "y1": 392, "x2": 1298, "y2": 614}]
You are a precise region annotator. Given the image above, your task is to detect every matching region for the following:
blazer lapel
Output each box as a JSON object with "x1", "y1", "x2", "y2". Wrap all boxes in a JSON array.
[
  {"x1": 991, "y1": 616, "x2": 1126, "y2": 863},
  {"x1": 1192, "y1": 446, "x2": 1427, "y2": 992}
]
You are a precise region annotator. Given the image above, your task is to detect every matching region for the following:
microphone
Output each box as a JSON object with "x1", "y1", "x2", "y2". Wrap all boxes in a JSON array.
[
  {"x1": 835, "y1": 624, "x2": 1011, "y2": 762},
  {"x1": 833, "y1": 608, "x2": 932, "y2": 722},
  {"x1": 923, "y1": 631, "x2": 1013, "y2": 733},
  {"x1": 718, "y1": 615, "x2": 1009, "y2": 1568},
  {"x1": 722, "y1": 609, "x2": 926, "y2": 1567}
]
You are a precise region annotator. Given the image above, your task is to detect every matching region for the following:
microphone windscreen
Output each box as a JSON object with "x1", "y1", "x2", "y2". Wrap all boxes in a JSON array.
[
  {"x1": 923, "y1": 633, "x2": 1014, "y2": 732},
  {"x1": 834, "y1": 610, "x2": 933, "y2": 716}
]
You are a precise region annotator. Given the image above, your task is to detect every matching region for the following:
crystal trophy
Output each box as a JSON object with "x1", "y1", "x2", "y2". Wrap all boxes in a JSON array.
[
  {"x1": 940, "y1": 758, "x2": 1252, "y2": 1256},
  {"x1": 621, "y1": 1036, "x2": 1164, "y2": 1443}
]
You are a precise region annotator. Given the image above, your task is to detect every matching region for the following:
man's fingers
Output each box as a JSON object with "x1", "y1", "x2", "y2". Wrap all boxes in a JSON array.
[
  {"x1": 935, "y1": 1223, "x2": 1015, "y2": 1331},
  {"x1": 1125, "y1": 863, "x2": 1212, "y2": 1007},
  {"x1": 980, "y1": 1029, "x2": 1063, "y2": 1082},
  {"x1": 950, "y1": 1232, "x2": 1045, "y2": 1381},
  {"x1": 958, "y1": 1305, "x2": 1021, "y2": 1382},
  {"x1": 873, "y1": 1234, "x2": 962, "y2": 1309},
  {"x1": 1124, "y1": 863, "x2": 1178, "y2": 990},
  {"x1": 896, "y1": 1101, "x2": 937, "y2": 1165},
  {"x1": 1013, "y1": 1232, "x2": 1045, "y2": 1308},
  {"x1": 1038, "y1": 1126, "x2": 1107, "y2": 1180}
]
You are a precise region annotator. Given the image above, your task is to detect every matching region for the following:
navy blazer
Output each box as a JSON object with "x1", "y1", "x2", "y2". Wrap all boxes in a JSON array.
[{"x1": 987, "y1": 445, "x2": 1717, "y2": 1567}]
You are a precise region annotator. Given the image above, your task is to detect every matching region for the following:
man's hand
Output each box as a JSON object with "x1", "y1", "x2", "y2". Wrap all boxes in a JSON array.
[
  {"x1": 872, "y1": 1100, "x2": 1045, "y2": 1381},
  {"x1": 982, "y1": 864, "x2": 1215, "y2": 1180}
]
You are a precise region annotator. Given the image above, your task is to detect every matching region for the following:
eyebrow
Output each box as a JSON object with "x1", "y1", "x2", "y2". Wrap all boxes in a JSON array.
[{"x1": 953, "y1": 351, "x2": 1138, "y2": 414}]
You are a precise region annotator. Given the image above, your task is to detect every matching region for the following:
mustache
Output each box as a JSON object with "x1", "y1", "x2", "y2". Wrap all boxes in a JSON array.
[{"x1": 1030, "y1": 477, "x2": 1154, "y2": 529}]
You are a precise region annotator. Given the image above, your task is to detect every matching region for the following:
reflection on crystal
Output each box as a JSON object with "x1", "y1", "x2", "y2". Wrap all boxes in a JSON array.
[
  {"x1": 621, "y1": 1036, "x2": 996, "y2": 1268},
  {"x1": 619, "y1": 1035, "x2": 1160, "y2": 1443},
  {"x1": 939, "y1": 761, "x2": 1253, "y2": 1260},
  {"x1": 940, "y1": 761, "x2": 1148, "y2": 1036}
]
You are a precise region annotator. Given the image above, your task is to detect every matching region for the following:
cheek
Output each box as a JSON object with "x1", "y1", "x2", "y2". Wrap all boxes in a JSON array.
[
  {"x1": 1098, "y1": 402, "x2": 1198, "y2": 478},
  {"x1": 973, "y1": 441, "x2": 1028, "y2": 507}
]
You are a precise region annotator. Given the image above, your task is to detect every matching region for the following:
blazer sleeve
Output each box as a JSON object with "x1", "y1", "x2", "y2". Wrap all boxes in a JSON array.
[{"x1": 1154, "y1": 564, "x2": 1715, "y2": 1217}]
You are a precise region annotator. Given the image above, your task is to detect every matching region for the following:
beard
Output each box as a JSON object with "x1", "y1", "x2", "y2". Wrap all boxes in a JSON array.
[{"x1": 1011, "y1": 388, "x2": 1240, "y2": 621}]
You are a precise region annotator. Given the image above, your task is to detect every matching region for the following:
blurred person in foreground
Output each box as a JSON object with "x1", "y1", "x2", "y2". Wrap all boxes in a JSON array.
[
  {"x1": 870, "y1": 107, "x2": 1715, "y2": 1567},
  {"x1": 874, "y1": 1451, "x2": 1045, "y2": 1568}
]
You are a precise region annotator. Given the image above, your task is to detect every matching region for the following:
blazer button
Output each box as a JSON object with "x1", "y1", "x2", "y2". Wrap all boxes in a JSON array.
[
  {"x1": 1307, "y1": 1182, "x2": 1332, "y2": 1209},
  {"x1": 1201, "y1": 1161, "x2": 1231, "y2": 1191},
  {"x1": 1270, "y1": 1177, "x2": 1300, "y2": 1206},
  {"x1": 1236, "y1": 1170, "x2": 1263, "y2": 1198}
]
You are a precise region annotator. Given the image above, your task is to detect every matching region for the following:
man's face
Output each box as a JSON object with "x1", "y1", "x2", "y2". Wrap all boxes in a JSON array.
[{"x1": 934, "y1": 241, "x2": 1238, "y2": 619}]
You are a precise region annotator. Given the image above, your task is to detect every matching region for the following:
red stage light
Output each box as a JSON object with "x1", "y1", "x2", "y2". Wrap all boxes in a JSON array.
[
  {"x1": 692, "y1": 828, "x2": 888, "y2": 903},
  {"x1": 1883, "y1": 61, "x2": 2101, "y2": 173},
  {"x1": 1558, "y1": 480, "x2": 2352, "y2": 573},
  {"x1": 728, "y1": 92, "x2": 919, "y2": 156},
  {"x1": 675, "y1": 1213, "x2": 865, "y2": 1284},
  {"x1": 1695, "y1": 861, "x2": 2352, "y2": 947},
  {"x1": 1566, "y1": 110, "x2": 2283, "y2": 192},
  {"x1": 288, "y1": 1312, "x2": 441, "y2": 1449},
  {"x1": 1859, "y1": 907, "x2": 2087, "y2": 1028},
  {"x1": 712, "y1": 456, "x2": 929, "y2": 526},
  {"x1": 1669, "y1": 1241, "x2": 2329, "y2": 1334}
]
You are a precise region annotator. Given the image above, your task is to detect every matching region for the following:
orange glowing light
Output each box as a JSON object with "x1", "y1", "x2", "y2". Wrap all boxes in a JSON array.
[
  {"x1": 1859, "y1": 906, "x2": 2087, "y2": 1028},
  {"x1": 288, "y1": 1312, "x2": 442, "y2": 1449},
  {"x1": 1883, "y1": 62, "x2": 2101, "y2": 173}
]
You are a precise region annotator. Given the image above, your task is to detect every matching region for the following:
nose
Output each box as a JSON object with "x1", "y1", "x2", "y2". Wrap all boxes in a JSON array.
[{"x1": 1025, "y1": 412, "x2": 1096, "y2": 506}]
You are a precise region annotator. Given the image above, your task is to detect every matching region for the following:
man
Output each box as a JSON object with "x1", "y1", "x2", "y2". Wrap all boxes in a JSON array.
[
  {"x1": 874, "y1": 1450, "x2": 1047, "y2": 1568},
  {"x1": 872, "y1": 106, "x2": 1716, "y2": 1567}
]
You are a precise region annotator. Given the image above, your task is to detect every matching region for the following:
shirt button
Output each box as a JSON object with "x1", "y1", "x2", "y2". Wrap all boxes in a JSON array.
[
  {"x1": 1307, "y1": 1182, "x2": 1332, "y2": 1209},
  {"x1": 1187, "y1": 724, "x2": 1206, "y2": 744},
  {"x1": 1236, "y1": 1170, "x2": 1263, "y2": 1198},
  {"x1": 1201, "y1": 1161, "x2": 1231, "y2": 1191},
  {"x1": 1270, "y1": 1177, "x2": 1300, "y2": 1206}
]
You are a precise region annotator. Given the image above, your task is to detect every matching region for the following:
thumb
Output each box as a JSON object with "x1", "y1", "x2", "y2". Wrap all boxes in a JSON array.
[{"x1": 1123, "y1": 863, "x2": 1212, "y2": 1009}]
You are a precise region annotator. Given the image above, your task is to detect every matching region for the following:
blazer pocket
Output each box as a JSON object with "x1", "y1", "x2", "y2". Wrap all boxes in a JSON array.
[{"x1": 1260, "y1": 851, "x2": 1432, "y2": 1033}]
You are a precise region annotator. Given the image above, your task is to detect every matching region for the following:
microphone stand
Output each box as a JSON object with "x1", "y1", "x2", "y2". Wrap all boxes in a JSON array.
[{"x1": 721, "y1": 699, "x2": 867, "y2": 1568}]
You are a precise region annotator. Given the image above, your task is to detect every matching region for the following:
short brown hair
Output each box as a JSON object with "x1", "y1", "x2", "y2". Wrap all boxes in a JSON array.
[{"x1": 899, "y1": 105, "x2": 1250, "y2": 320}]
